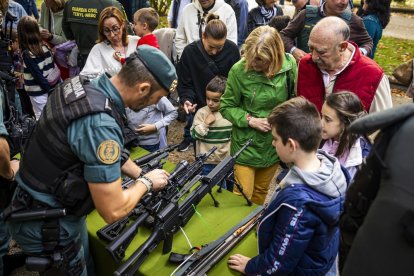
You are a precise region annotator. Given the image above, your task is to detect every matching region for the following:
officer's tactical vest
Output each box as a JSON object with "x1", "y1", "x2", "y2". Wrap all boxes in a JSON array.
[
  {"x1": 297, "y1": 6, "x2": 352, "y2": 53},
  {"x1": 20, "y1": 76, "x2": 125, "y2": 215}
]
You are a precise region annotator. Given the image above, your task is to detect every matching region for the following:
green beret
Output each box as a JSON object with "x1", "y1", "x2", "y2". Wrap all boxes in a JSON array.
[{"x1": 135, "y1": 45, "x2": 177, "y2": 93}]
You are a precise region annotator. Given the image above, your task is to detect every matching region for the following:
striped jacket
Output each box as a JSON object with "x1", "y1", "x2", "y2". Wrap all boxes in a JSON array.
[
  {"x1": 23, "y1": 45, "x2": 56, "y2": 96},
  {"x1": 191, "y1": 106, "x2": 232, "y2": 164}
]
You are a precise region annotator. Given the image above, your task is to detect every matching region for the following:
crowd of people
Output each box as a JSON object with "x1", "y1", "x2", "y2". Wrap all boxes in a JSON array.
[{"x1": 0, "y1": 0, "x2": 402, "y2": 275}]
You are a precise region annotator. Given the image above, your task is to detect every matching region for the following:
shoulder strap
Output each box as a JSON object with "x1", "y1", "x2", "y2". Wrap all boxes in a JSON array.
[
  {"x1": 196, "y1": 41, "x2": 220, "y2": 75},
  {"x1": 340, "y1": 9, "x2": 352, "y2": 22},
  {"x1": 305, "y1": 5, "x2": 319, "y2": 19}
]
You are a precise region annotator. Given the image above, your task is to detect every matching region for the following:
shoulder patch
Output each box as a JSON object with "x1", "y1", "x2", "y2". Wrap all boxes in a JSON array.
[{"x1": 97, "y1": 140, "x2": 120, "y2": 164}]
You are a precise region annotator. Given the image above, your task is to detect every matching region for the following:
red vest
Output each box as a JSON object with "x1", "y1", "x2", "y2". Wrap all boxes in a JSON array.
[{"x1": 297, "y1": 42, "x2": 383, "y2": 112}]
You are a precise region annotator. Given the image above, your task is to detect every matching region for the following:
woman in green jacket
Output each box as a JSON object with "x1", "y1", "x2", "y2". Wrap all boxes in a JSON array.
[{"x1": 220, "y1": 25, "x2": 297, "y2": 205}]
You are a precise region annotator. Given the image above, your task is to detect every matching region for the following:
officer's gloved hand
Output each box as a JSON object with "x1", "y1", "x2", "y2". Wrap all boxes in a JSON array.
[{"x1": 144, "y1": 169, "x2": 170, "y2": 192}]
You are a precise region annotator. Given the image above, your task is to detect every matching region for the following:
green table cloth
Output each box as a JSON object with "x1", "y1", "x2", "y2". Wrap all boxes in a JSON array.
[{"x1": 86, "y1": 147, "x2": 258, "y2": 275}]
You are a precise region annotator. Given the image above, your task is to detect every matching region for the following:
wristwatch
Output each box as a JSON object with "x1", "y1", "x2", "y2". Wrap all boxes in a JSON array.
[{"x1": 137, "y1": 176, "x2": 153, "y2": 192}]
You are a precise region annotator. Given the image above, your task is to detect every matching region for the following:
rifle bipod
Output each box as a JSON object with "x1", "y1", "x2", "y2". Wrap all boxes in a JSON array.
[{"x1": 217, "y1": 172, "x2": 252, "y2": 206}]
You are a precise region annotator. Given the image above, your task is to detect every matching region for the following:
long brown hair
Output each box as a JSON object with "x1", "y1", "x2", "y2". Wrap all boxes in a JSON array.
[
  {"x1": 17, "y1": 16, "x2": 45, "y2": 57},
  {"x1": 97, "y1": 6, "x2": 128, "y2": 46},
  {"x1": 325, "y1": 92, "x2": 367, "y2": 157}
]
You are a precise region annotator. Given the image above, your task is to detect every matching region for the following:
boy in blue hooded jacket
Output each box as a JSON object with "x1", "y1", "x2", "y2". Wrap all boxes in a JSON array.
[{"x1": 228, "y1": 97, "x2": 347, "y2": 275}]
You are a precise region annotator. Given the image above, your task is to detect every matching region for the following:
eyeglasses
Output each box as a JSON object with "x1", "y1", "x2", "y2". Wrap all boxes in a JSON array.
[{"x1": 103, "y1": 26, "x2": 121, "y2": 36}]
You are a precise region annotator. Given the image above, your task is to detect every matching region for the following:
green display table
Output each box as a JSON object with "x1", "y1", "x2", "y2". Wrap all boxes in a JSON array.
[{"x1": 86, "y1": 147, "x2": 258, "y2": 275}]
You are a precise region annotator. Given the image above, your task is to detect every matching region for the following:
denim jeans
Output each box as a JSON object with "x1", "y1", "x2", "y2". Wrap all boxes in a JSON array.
[
  {"x1": 202, "y1": 164, "x2": 228, "y2": 190},
  {"x1": 140, "y1": 143, "x2": 160, "y2": 153},
  {"x1": 183, "y1": 113, "x2": 195, "y2": 142}
]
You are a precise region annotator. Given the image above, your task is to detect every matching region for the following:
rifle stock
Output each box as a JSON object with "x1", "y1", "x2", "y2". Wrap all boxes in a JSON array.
[
  {"x1": 176, "y1": 206, "x2": 264, "y2": 276},
  {"x1": 114, "y1": 140, "x2": 252, "y2": 275}
]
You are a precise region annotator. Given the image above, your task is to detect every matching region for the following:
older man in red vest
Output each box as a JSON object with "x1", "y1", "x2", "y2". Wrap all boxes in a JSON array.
[{"x1": 297, "y1": 16, "x2": 392, "y2": 113}]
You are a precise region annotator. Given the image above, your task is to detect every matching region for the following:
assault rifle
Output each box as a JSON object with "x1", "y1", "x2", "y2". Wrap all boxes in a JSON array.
[
  {"x1": 121, "y1": 144, "x2": 179, "y2": 189},
  {"x1": 114, "y1": 139, "x2": 252, "y2": 276},
  {"x1": 173, "y1": 206, "x2": 264, "y2": 276},
  {"x1": 98, "y1": 147, "x2": 218, "y2": 262},
  {"x1": 134, "y1": 144, "x2": 179, "y2": 166},
  {"x1": 121, "y1": 152, "x2": 168, "y2": 189}
]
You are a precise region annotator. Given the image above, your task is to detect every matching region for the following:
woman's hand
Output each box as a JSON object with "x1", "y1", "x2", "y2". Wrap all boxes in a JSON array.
[
  {"x1": 228, "y1": 254, "x2": 251, "y2": 274},
  {"x1": 183, "y1": 100, "x2": 197, "y2": 114},
  {"x1": 248, "y1": 117, "x2": 271, "y2": 133},
  {"x1": 40, "y1": 29, "x2": 52, "y2": 40}
]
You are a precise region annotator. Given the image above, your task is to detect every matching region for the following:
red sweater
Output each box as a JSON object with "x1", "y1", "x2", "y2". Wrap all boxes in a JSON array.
[
  {"x1": 137, "y1": 33, "x2": 160, "y2": 49},
  {"x1": 297, "y1": 42, "x2": 383, "y2": 112}
]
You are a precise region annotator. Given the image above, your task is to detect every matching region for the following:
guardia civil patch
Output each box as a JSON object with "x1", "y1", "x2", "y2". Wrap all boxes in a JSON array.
[{"x1": 97, "y1": 140, "x2": 120, "y2": 164}]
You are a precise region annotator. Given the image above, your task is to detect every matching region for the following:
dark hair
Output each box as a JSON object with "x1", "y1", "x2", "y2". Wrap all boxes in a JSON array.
[
  {"x1": 360, "y1": 0, "x2": 391, "y2": 28},
  {"x1": 97, "y1": 6, "x2": 128, "y2": 45},
  {"x1": 204, "y1": 14, "x2": 227, "y2": 40},
  {"x1": 268, "y1": 97, "x2": 322, "y2": 152},
  {"x1": 17, "y1": 16, "x2": 45, "y2": 56},
  {"x1": 206, "y1": 75, "x2": 227, "y2": 94},
  {"x1": 119, "y1": 53, "x2": 161, "y2": 94},
  {"x1": 255, "y1": 0, "x2": 266, "y2": 6},
  {"x1": 11, "y1": 29, "x2": 18, "y2": 42},
  {"x1": 325, "y1": 92, "x2": 367, "y2": 157},
  {"x1": 268, "y1": 15, "x2": 291, "y2": 32},
  {"x1": 134, "y1": 7, "x2": 159, "y2": 31}
]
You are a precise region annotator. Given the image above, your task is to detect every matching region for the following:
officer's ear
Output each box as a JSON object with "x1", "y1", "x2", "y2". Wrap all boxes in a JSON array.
[{"x1": 135, "y1": 81, "x2": 151, "y2": 97}]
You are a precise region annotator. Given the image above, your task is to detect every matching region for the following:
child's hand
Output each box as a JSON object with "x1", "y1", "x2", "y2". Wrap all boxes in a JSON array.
[
  {"x1": 228, "y1": 254, "x2": 250, "y2": 274},
  {"x1": 204, "y1": 112, "x2": 216, "y2": 125},
  {"x1": 136, "y1": 124, "x2": 156, "y2": 135}
]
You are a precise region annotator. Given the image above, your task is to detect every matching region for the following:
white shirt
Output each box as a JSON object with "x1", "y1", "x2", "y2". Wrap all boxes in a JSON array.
[{"x1": 81, "y1": 35, "x2": 140, "y2": 79}]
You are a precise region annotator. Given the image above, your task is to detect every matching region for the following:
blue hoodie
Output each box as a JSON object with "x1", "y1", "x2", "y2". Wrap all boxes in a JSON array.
[{"x1": 245, "y1": 150, "x2": 347, "y2": 275}]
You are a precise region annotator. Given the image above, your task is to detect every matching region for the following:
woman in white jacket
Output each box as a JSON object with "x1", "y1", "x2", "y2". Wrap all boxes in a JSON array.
[{"x1": 175, "y1": 0, "x2": 238, "y2": 60}]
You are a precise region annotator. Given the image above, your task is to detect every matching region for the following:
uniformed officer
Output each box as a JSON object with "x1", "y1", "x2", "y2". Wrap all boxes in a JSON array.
[
  {"x1": 5, "y1": 45, "x2": 177, "y2": 275},
  {"x1": 62, "y1": 0, "x2": 130, "y2": 69},
  {"x1": 0, "y1": 10, "x2": 20, "y2": 275},
  {"x1": 0, "y1": 68, "x2": 20, "y2": 276}
]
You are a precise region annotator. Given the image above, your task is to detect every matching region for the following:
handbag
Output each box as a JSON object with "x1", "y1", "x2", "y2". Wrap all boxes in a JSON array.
[
  {"x1": 46, "y1": 62, "x2": 61, "y2": 87},
  {"x1": 392, "y1": 59, "x2": 413, "y2": 86}
]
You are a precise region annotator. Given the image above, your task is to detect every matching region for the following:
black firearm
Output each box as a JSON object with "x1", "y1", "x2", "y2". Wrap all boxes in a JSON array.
[
  {"x1": 97, "y1": 160, "x2": 189, "y2": 243},
  {"x1": 121, "y1": 152, "x2": 168, "y2": 190},
  {"x1": 121, "y1": 144, "x2": 179, "y2": 190},
  {"x1": 174, "y1": 206, "x2": 264, "y2": 276},
  {"x1": 99, "y1": 147, "x2": 218, "y2": 261},
  {"x1": 134, "y1": 144, "x2": 179, "y2": 166},
  {"x1": 114, "y1": 139, "x2": 253, "y2": 276}
]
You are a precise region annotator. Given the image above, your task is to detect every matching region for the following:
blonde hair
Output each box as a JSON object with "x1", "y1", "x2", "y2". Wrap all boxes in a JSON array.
[
  {"x1": 97, "y1": 6, "x2": 128, "y2": 46},
  {"x1": 243, "y1": 26, "x2": 285, "y2": 78},
  {"x1": 133, "y1": 7, "x2": 159, "y2": 31}
]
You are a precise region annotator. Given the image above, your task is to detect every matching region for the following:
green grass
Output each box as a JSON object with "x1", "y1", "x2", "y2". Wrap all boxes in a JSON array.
[
  {"x1": 353, "y1": 0, "x2": 414, "y2": 8},
  {"x1": 375, "y1": 36, "x2": 414, "y2": 76}
]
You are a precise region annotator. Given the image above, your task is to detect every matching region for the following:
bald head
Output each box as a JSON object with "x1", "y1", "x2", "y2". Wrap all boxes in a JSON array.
[
  {"x1": 308, "y1": 17, "x2": 351, "y2": 72},
  {"x1": 310, "y1": 16, "x2": 350, "y2": 45}
]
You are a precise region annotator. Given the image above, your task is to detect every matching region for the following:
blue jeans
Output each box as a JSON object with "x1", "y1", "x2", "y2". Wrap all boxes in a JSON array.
[
  {"x1": 183, "y1": 113, "x2": 194, "y2": 142},
  {"x1": 0, "y1": 209, "x2": 11, "y2": 275},
  {"x1": 202, "y1": 164, "x2": 228, "y2": 190},
  {"x1": 140, "y1": 143, "x2": 160, "y2": 153}
]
